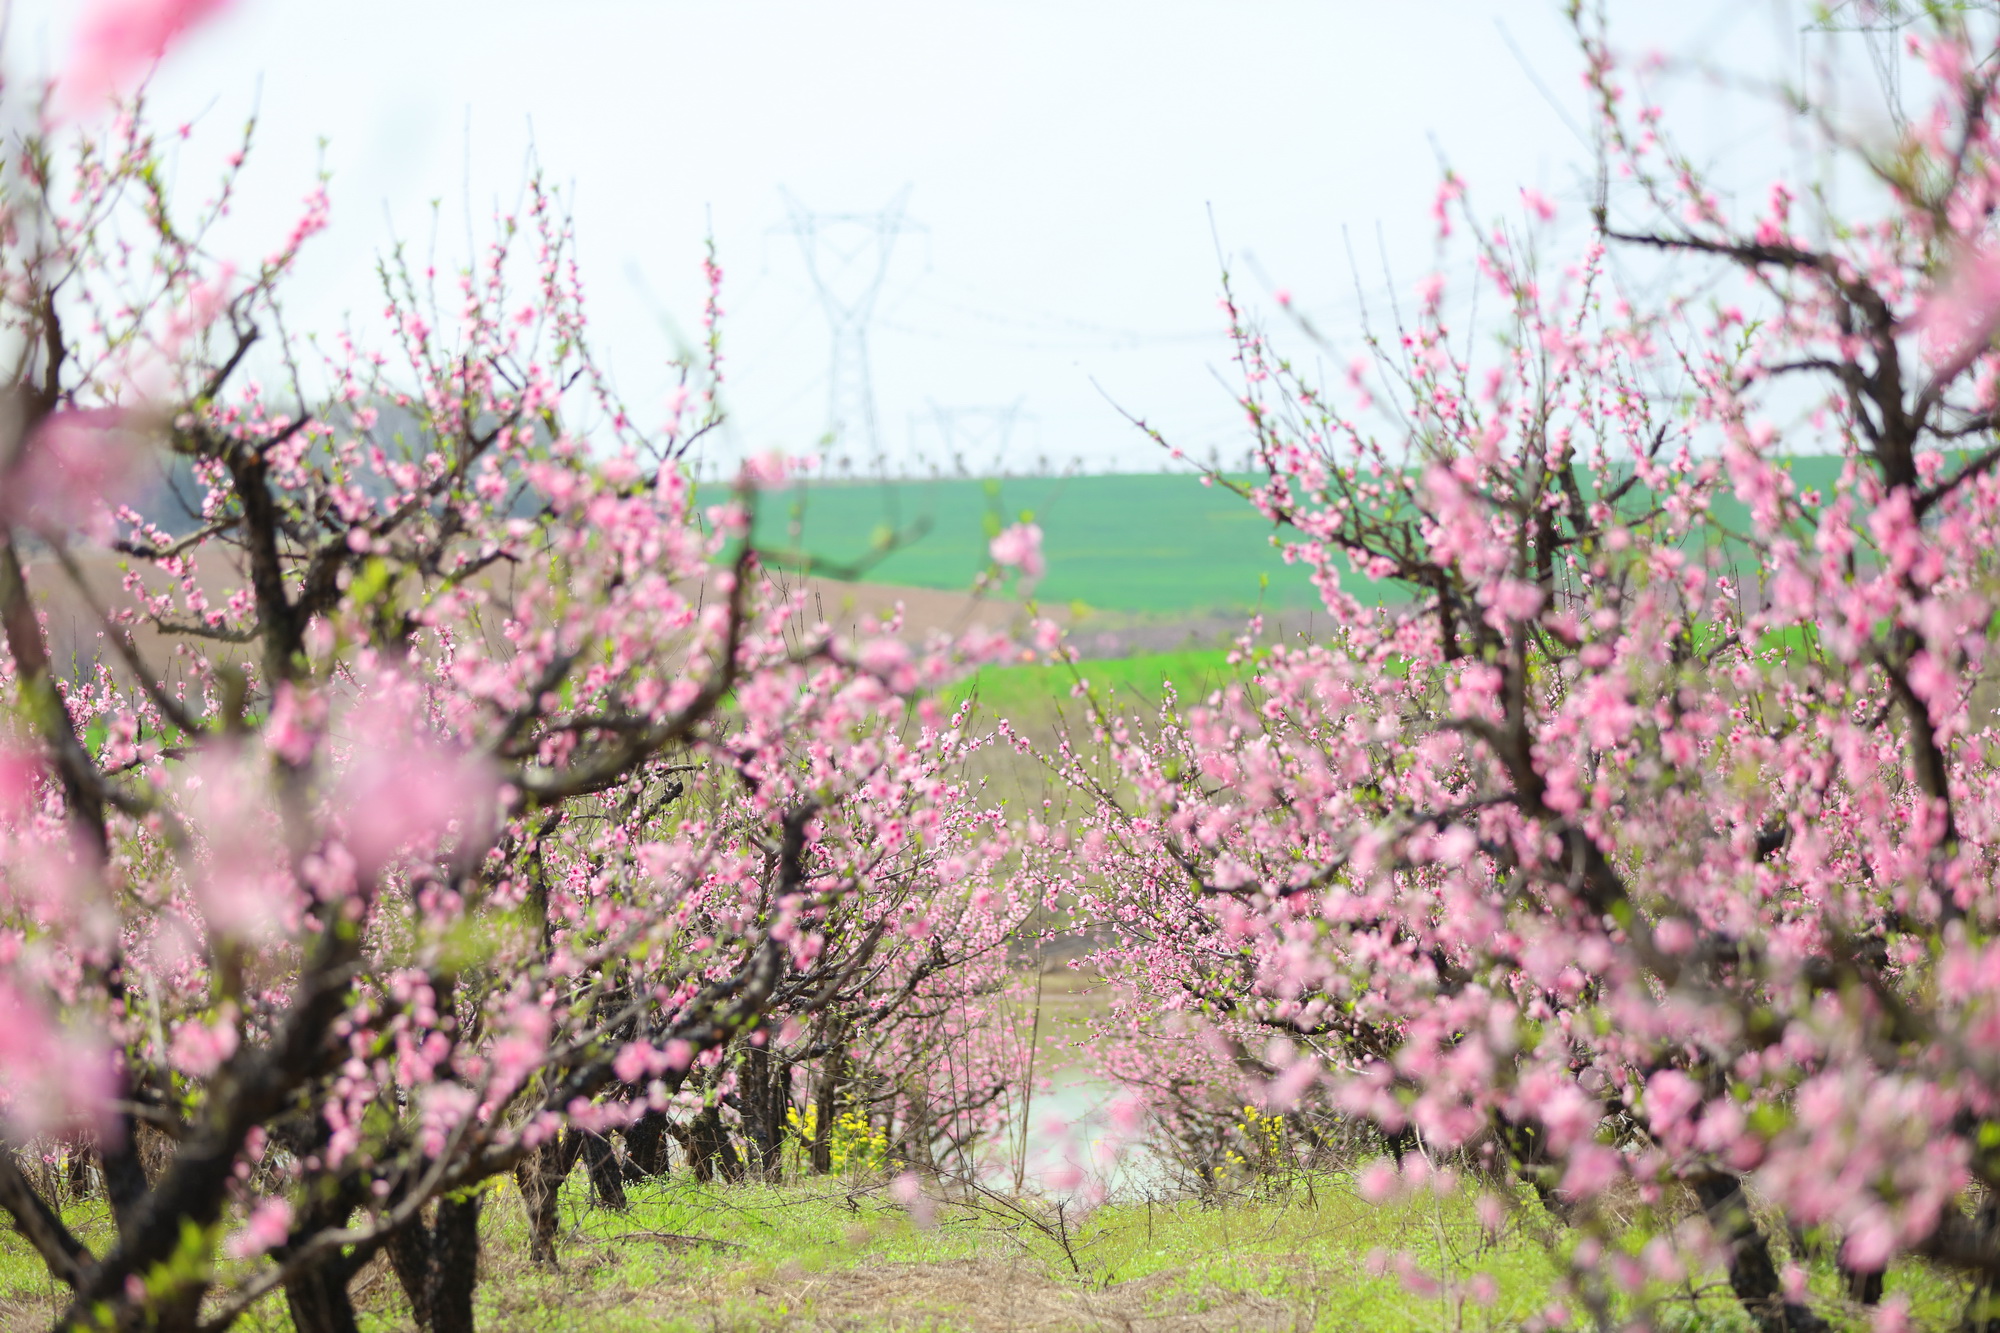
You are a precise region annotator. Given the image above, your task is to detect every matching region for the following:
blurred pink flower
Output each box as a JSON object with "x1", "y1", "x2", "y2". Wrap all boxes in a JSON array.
[
  {"x1": 1912, "y1": 243, "x2": 2000, "y2": 377},
  {"x1": 1262, "y1": 1056, "x2": 1319, "y2": 1112},
  {"x1": 169, "y1": 1010, "x2": 240, "y2": 1077},
  {"x1": 0, "y1": 982, "x2": 114, "y2": 1140},
  {"x1": 0, "y1": 745, "x2": 43, "y2": 816},
  {"x1": 890, "y1": 1170, "x2": 935, "y2": 1227},
  {"x1": 60, "y1": 0, "x2": 234, "y2": 114},
  {"x1": 1843, "y1": 1211, "x2": 1894, "y2": 1274},
  {"x1": 224, "y1": 1197, "x2": 292, "y2": 1260},
  {"x1": 1357, "y1": 1160, "x2": 1399, "y2": 1202},
  {"x1": 180, "y1": 748, "x2": 290, "y2": 939},
  {"x1": 1872, "y1": 1295, "x2": 1913, "y2": 1333},
  {"x1": 989, "y1": 523, "x2": 1045, "y2": 581},
  {"x1": 335, "y1": 699, "x2": 496, "y2": 877},
  {"x1": 3, "y1": 409, "x2": 145, "y2": 534}
]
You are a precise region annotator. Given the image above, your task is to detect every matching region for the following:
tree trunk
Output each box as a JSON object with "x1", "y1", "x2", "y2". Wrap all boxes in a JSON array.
[
  {"x1": 740, "y1": 1040, "x2": 788, "y2": 1181},
  {"x1": 678, "y1": 1107, "x2": 743, "y2": 1184},
  {"x1": 99, "y1": 1135, "x2": 151, "y2": 1240},
  {"x1": 1690, "y1": 1170, "x2": 1830, "y2": 1333},
  {"x1": 146, "y1": 1285, "x2": 206, "y2": 1333},
  {"x1": 279, "y1": 1182, "x2": 370, "y2": 1333},
  {"x1": 61, "y1": 1150, "x2": 90, "y2": 1205},
  {"x1": 386, "y1": 1215, "x2": 436, "y2": 1331},
  {"x1": 283, "y1": 1259, "x2": 363, "y2": 1333},
  {"x1": 621, "y1": 1110, "x2": 673, "y2": 1180},
  {"x1": 810, "y1": 1030, "x2": 847, "y2": 1176},
  {"x1": 513, "y1": 1133, "x2": 585, "y2": 1267},
  {"x1": 580, "y1": 1133, "x2": 628, "y2": 1211},
  {"x1": 1960, "y1": 1197, "x2": 2000, "y2": 1332},
  {"x1": 386, "y1": 1193, "x2": 484, "y2": 1333},
  {"x1": 430, "y1": 1193, "x2": 481, "y2": 1333}
]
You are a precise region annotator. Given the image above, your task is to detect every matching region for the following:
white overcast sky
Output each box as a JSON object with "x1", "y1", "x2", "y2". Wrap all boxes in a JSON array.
[{"x1": 5, "y1": 1, "x2": 1897, "y2": 474}]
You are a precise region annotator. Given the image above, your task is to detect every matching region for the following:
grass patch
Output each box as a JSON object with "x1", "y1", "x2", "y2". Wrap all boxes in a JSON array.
[
  {"x1": 744, "y1": 474, "x2": 1333, "y2": 615},
  {"x1": 948, "y1": 648, "x2": 1256, "y2": 725},
  {"x1": 1, "y1": 1166, "x2": 1966, "y2": 1331}
]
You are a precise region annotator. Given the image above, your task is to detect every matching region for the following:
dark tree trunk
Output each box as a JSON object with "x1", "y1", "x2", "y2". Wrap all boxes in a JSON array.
[
  {"x1": 430, "y1": 1194, "x2": 481, "y2": 1333},
  {"x1": 147, "y1": 1284, "x2": 206, "y2": 1333},
  {"x1": 677, "y1": 1107, "x2": 743, "y2": 1184},
  {"x1": 62, "y1": 1150, "x2": 90, "y2": 1205},
  {"x1": 1490, "y1": 1116, "x2": 1576, "y2": 1226},
  {"x1": 386, "y1": 1193, "x2": 484, "y2": 1333},
  {"x1": 283, "y1": 1259, "x2": 363, "y2": 1333},
  {"x1": 739, "y1": 1041, "x2": 788, "y2": 1181},
  {"x1": 580, "y1": 1133, "x2": 627, "y2": 1211},
  {"x1": 513, "y1": 1133, "x2": 585, "y2": 1267},
  {"x1": 1961, "y1": 1197, "x2": 2000, "y2": 1332},
  {"x1": 99, "y1": 1135, "x2": 150, "y2": 1239},
  {"x1": 386, "y1": 1216, "x2": 436, "y2": 1331},
  {"x1": 278, "y1": 1179, "x2": 371, "y2": 1333},
  {"x1": 1691, "y1": 1170, "x2": 1830, "y2": 1333},
  {"x1": 621, "y1": 1111, "x2": 673, "y2": 1180},
  {"x1": 810, "y1": 1031, "x2": 847, "y2": 1176},
  {"x1": 1844, "y1": 1266, "x2": 1884, "y2": 1307}
]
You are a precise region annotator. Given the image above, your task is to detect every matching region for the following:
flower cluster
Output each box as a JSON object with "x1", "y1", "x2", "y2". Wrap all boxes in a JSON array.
[{"x1": 1058, "y1": 11, "x2": 2000, "y2": 1329}]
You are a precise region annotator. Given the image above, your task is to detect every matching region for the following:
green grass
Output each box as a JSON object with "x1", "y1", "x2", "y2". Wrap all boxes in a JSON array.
[
  {"x1": 742, "y1": 473, "x2": 1333, "y2": 614},
  {"x1": 0, "y1": 1168, "x2": 1973, "y2": 1331},
  {"x1": 734, "y1": 457, "x2": 1890, "y2": 620},
  {"x1": 947, "y1": 648, "x2": 1256, "y2": 723}
]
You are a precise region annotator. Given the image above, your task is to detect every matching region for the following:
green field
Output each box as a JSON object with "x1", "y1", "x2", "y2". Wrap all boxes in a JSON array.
[
  {"x1": 745, "y1": 473, "x2": 1328, "y2": 614},
  {"x1": 740, "y1": 458, "x2": 1860, "y2": 618},
  {"x1": 948, "y1": 649, "x2": 1254, "y2": 722}
]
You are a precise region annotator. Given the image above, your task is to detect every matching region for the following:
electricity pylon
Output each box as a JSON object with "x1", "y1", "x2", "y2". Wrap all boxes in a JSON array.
[
  {"x1": 780, "y1": 189, "x2": 920, "y2": 468},
  {"x1": 923, "y1": 399, "x2": 1028, "y2": 476}
]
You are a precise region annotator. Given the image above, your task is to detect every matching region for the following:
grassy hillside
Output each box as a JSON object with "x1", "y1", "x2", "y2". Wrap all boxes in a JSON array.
[
  {"x1": 740, "y1": 458, "x2": 1859, "y2": 619},
  {"x1": 744, "y1": 473, "x2": 1329, "y2": 614},
  {"x1": 948, "y1": 649, "x2": 1252, "y2": 724}
]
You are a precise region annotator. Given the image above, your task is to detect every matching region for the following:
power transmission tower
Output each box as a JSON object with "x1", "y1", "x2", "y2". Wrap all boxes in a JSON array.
[
  {"x1": 1809, "y1": 1, "x2": 1921, "y2": 129},
  {"x1": 921, "y1": 399, "x2": 1030, "y2": 476},
  {"x1": 780, "y1": 189, "x2": 920, "y2": 469}
]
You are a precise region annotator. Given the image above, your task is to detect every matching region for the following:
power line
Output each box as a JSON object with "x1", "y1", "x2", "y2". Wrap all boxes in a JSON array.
[
  {"x1": 777, "y1": 189, "x2": 923, "y2": 468},
  {"x1": 915, "y1": 399, "x2": 1031, "y2": 475}
]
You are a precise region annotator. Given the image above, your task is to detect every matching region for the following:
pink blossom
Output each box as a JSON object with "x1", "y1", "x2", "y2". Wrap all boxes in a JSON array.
[
  {"x1": 169, "y1": 1012, "x2": 239, "y2": 1077},
  {"x1": 2, "y1": 409, "x2": 146, "y2": 534},
  {"x1": 0, "y1": 984, "x2": 114, "y2": 1140},
  {"x1": 613, "y1": 1043, "x2": 650, "y2": 1084},
  {"x1": 1911, "y1": 243, "x2": 2000, "y2": 376},
  {"x1": 1844, "y1": 1212, "x2": 1895, "y2": 1273},
  {"x1": 989, "y1": 523, "x2": 1046, "y2": 581},
  {"x1": 335, "y1": 708, "x2": 496, "y2": 877},
  {"x1": 1262, "y1": 1056, "x2": 1320, "y2": 1111},
  {"x1": 1357, "y1": 1160, "x2": 1400, "y2": 1202},
  {"x1": 890, "y1": 1170, "x2": 935, "y2": 1227},
  {"x1": 264, "y1": 685, "x2": 321, "y2": 768},
  {"x1": 1872, "y1": 1295, "x2": 1913, "y2": 1333},
  {"x1": 0, "y1": 746, "x2": 43, "y2": 816},
  {"x1": 224, "y1": 1198, "x2": 292, "y2": 1260},
  {"x1": 60, "y1": 0, "x2": 235, "y2": 114}
]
